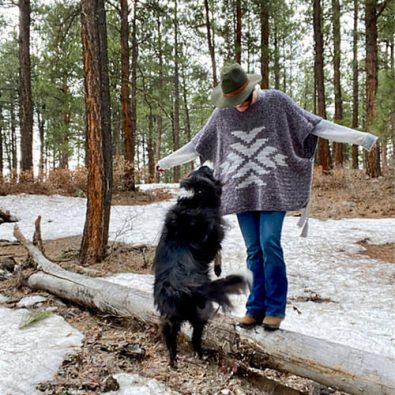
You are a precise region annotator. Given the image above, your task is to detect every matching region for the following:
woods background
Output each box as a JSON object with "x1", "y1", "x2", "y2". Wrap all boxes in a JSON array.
[
  {"x1": 0, "y1": 0, "x2": 394, "y2": 184},
  {"x1": 0, "y1": 0, "x2": 394, "y2": 261}
]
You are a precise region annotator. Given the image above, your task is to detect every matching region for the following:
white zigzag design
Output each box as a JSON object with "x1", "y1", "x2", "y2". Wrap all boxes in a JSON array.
[
  {"x1": 220, "y1": 127, "x2": 289, "y2": 189},
  {"x1": 231, "y1": 126, "x2": 266, "y2": 144},
  {"x1": 236, "y1": 174, "x2": 266, "y2": 189},
  {"x1": 233, "y1": 162, "x2": 271, "y2": 178},
  {"x1": 231, "y1": 138, "x2": 269, "y2": 157}
]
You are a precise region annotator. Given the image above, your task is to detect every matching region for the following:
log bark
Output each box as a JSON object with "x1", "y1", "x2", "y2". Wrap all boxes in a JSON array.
[{"x1": 14, "y1": 225, "x2": 395, "y2": 395}]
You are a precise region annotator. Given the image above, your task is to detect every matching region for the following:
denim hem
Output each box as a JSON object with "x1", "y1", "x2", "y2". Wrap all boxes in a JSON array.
[{"x1": 246, "y1": 310, "x2": 265, "y2": 320}]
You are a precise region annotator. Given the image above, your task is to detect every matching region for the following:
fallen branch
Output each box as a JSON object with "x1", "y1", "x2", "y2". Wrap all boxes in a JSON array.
[
  {"x1": 13, "y1": 224, "x2": 395, "y2": 395},
  {"x1": 0, "y1": 209, "x2": 19, "y2": 224}
]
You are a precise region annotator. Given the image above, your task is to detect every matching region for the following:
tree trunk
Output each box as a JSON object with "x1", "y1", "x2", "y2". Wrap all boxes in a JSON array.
[
  {"x1": 154, "y1": 13, "x2": 164, "y2": 183},
  {"x1": 365, "y1": 0, "x2": 380, "y2": 177},
  {"x1": 313, "y1": 0, "x2": 331, "y2": 172},
  {"x1": 147, "y1": 107, "x2": 155, "y2": 183},
  {"x1": 182, "y1": 61, "x2": 193, "y2": 173},
  {"x1": 352, "y1": 0, "x2": 359, "y2": 169},
  {"x1": 122, "y1": 0, "x2": 136, "y2": 191},
  {"x1": 273, "y1": 24, "x2": 280, "y2": 90},
  {"x1": 332, "y1": 0, "x2": 343, "y2": 167},
  {"x1": 260, "y1": 2, "x2": 269, "y2": 89},
  {"x1": 60, "y1": 80, "x2": 70, "y2": 169},
  {"x1": 121, "y1": 0, "x2": 136, "y2": 191},
  {"x1": 80, "y1": 0, "x2": 113, "y2": 264},
  {"x1": 15, "y1": 226, "x2": 395, "y2": 395},
  {"x1": 130, "y1": 0, "x2": 138, "y2": 189},
  {"x1": 173, "y1": 0, "x2": 181, "y2": 182},
  {"x1": 10, "y1": 105, "x2": 17, "y2": 180},
  {"x1": 235, "y1": 0, "x2": 241, "y2": 64},
  {"x1": 36, "y1": 106, "x2": 45, "y2": 180},
  {"x1": 0, "y1": 105, "x2": 3, "y2": 181},
  {"x1": 204, "y1": 0, "x2": 217, "y2": 87},
  {"x1": 19, "y1": 0, "x2": 33, "y2": 180}
]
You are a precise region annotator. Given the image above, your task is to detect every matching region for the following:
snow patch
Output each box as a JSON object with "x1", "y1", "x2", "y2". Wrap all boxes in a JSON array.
[{"x1": 0, "y1": 307, "x2": 83, "y2": 395}]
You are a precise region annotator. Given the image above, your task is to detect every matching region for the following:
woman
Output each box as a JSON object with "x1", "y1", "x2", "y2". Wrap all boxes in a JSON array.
[{"x1": 156, "y1": 63, "x2": 377, "y2": 330}]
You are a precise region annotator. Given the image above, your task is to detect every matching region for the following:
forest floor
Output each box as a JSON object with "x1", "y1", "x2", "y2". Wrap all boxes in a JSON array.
[{"x1": 0, "y1": 168, "x2": 394, "y2": 394}]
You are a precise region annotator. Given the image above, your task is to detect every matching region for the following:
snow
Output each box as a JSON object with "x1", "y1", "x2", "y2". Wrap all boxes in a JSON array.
[
  {"x1": 0, "y1": 307, "x2": 83, "y2": 395},
  {"x1": 107, "y1": 373, "x2": 180, "y2": 395},
  {"x1": 0, "y1": 190, "x2": 395, "y2": 392},
  {"x1": 16, "y1": 295, "x2": 47, "y2": 308}
]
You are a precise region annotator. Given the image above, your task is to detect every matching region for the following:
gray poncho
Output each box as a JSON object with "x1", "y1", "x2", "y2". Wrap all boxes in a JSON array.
[{"x1": 191, "y1": 89, "x2": 322, "y2": 215}]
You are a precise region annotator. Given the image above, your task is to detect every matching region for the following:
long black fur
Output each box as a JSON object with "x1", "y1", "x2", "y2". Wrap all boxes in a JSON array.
[{"x1": 153, "y1": 166, "x2": 246, "y2": 367}]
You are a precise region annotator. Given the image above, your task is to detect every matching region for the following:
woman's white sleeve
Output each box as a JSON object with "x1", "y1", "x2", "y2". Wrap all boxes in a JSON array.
[
  {"x1": 311, "y1": 119, "x2": 378, "y2": 151},
  {"x1": 157, "y1": 142, "x2": 199, "y2": 170}
]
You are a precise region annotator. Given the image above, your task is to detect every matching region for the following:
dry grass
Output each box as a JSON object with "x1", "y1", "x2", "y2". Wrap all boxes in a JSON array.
[
  {"x1": 309, "y1": 167, "x2": 395, "y2": 219},
  {"x1": 0, "y1": 164, "x2": 172, "y2": 204},
  {"x1": 1, "y1": 166, "x2": 394, "y2": 217}
]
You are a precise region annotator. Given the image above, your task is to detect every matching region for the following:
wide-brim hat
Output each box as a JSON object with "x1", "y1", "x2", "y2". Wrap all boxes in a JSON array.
[{"x1": 211, "y1": 63, "x2": 262, "y2": 108}]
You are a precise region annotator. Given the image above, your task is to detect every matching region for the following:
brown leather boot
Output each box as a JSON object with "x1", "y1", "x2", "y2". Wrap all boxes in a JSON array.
[
  {"x1": 239, "y1": 314, "x2": 263, "y2": 328},
  {"x1": 263, "y1": 315, "x2": 283, "y2": 330}
]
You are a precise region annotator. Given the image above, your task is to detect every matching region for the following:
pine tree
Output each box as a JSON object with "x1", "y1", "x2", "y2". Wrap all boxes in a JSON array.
[{"x1": 80, "y1": 0, "x2": 113, "y2": 264}]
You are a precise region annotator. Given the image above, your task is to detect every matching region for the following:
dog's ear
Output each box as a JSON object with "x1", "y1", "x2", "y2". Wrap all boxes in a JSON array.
[{"x1": 198, "y1": 165, "x2": 214, "y2": 178}]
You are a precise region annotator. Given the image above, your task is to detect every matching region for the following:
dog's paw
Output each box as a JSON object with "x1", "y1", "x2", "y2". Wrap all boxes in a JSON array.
[
  {"x1": 193, "y1": 350, "x2": 203, "y2": 360},
  {"x1": 169, "y1": 359, "x2": 178, "y2": 369}
]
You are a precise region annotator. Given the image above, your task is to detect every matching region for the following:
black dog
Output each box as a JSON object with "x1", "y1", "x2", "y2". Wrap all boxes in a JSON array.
[{"x1": 153, "y1": 166, "x2": 246, "y2": 367}]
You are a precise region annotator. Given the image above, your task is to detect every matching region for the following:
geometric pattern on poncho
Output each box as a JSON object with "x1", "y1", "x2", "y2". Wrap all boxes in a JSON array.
[{"x1": 219, "y1": 126, "x2": 288, "y2": 189}]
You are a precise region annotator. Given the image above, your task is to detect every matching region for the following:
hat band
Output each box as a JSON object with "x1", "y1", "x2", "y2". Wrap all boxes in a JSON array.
[{"x1": 223, "y1": 80, "x2": 249, "y2": 97}]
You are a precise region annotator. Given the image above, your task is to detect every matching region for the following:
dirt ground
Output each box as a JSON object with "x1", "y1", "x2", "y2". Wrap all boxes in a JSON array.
[{"x1": 0, "y1": 168, "x2": 394, "y2": 394}]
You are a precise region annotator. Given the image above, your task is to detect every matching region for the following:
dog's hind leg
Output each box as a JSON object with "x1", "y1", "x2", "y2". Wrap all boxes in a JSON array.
[
  {"x1": 161, "y1": 319, "x2": 181, "y2": 368},
  {"x1": 190, "y1": 319, "x2": 206, "y2": 359}
]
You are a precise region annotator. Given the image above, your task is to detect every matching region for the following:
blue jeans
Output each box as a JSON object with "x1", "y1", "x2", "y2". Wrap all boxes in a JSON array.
[{"x1": 237, "y1": 211, "x2": 287, "y2": 319}]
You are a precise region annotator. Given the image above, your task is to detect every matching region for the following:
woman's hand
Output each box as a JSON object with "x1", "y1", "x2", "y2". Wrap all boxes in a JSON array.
[{"x1": 156, "y1": 163, "x2": 166, "y2": 173}]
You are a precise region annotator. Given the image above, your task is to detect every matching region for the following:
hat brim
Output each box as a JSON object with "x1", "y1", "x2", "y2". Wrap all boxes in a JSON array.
[{"x1": 211, "y1": 74, "x2": 262, "y2": 108}]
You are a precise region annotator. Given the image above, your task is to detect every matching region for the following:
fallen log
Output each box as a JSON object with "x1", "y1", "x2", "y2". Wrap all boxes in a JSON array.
[
  {"x1": 0, "y1": 209, "x2": 19, "y2": 224},
  {"x1": 14, "y1": 225, "x2": 395, "y2": 395}
]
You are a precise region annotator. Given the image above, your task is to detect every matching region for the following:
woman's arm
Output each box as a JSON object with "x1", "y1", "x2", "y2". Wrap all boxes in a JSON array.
[
  {"x1": 311, "y1": 119, "x2": 378, "y2": 151},
  {"x1": 156, "y1": 142, "x2": 199, "y2": 171}
]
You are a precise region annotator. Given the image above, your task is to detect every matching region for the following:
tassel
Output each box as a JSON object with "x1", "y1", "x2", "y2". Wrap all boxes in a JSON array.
[
  {"x1": 300, "y1": 220, "x2": 309, "y2": 238},
  {"x1": 297, "y1": 207, "x2": 308, "y2": 228},
  {"x1": 297, "y1": 216, "x2": 305, "y2": 228}
]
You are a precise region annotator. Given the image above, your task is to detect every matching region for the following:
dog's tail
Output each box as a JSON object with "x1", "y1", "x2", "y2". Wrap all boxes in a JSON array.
[{"x1": 199, "y1": 274, "x2": 247, "y2": 310}]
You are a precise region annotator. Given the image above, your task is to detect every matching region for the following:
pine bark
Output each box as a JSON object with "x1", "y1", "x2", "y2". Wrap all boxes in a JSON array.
[
  {"x1": 19, "y1": 0, "x2": 33, "y2": 179},
  {"x1": 121, "y1": 0, "x2": 135, "y2": 190},
  {"x1": 0, "y1": 105, "x2": 3, "y2": 181},
  {"x1": 172, "y1": 0, "x2": 181, "y2": 182},
  {"x1": 60, "y1": 80, "x2": 70, "y2": 169},
  {"x1": 36, "y1": 106, "x2": 45, "y2": 180},
  {"x1": 235, "y1": 0, "x2": 242, "y2": 63},
  {"x1": 204, "y1": 0, "x2": 217, "y2": 87},
  {"x1": 80, "y1": 0, "x2": 113, "y2": 264},
  {"x1": 313, "y1": 0, "x2": 331, "y2": 171},
  {"x1": 10, "y1": 106, "x2": 17, "y2": 180},
  {"x1": 147, "y1": 106, "x2": 155, "y2": 183},
  {"x1": 352, "y1": 0, "x2": 359, "y2": 169},
  {"x1": 332, "y1": 0, "x2": 343, "y2": 167},
  {"x1": 273, "y1": 25, "x2": 280, "y2": 90},
  {"x1": 182, "y1": 62, "x2": 193, "y2": 173},
  {"x1": 154, "y1": 13, "x2": 164, "y2": 183},
  {"x1": 365, "y1": 0, "x2": 380, "y2": 177},
  {"x1": 260, "y1": 2, "x2": 269, "y2": 89}
]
